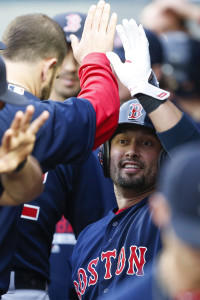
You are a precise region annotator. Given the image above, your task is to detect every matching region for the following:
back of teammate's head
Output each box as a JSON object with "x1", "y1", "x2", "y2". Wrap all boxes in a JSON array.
[
  {"x1": 159, "y1": 141, "x2": 200, "y2": 249},
  {"x1": 2, "y1": 14, "x2": 67, "y2": 67},
  {"x1": 53, "y1": 12, "x2": 86, "y2": 44}
]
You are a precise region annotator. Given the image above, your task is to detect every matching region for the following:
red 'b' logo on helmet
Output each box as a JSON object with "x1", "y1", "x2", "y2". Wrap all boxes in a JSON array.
[
  {"x1": 128, "y1": 103, "x2": 143, "y2": 120},
  {"x1": 64, "y1": 14, "x2": 82, "y2": 33}
]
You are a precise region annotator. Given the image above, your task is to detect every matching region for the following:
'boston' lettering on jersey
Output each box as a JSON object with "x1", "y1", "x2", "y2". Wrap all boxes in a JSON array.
[{"x1": 73, "y1": 245, "x2": 147, "y2": 299}]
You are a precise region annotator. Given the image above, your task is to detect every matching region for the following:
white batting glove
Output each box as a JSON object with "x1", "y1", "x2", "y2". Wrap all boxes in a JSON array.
[{"x1": 106, "y1": 19, "x2": 170, "y2": 100}]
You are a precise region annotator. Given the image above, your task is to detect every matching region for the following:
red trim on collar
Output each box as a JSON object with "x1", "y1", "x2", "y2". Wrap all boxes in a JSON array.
[{"x1": 115, "y1": 208, "x2": 127, "y2": 215}]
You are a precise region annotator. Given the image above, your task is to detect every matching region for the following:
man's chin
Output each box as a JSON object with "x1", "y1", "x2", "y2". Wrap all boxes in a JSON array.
[{"x1": 117, "y1": 174, "x2": 145, "y2": 189}]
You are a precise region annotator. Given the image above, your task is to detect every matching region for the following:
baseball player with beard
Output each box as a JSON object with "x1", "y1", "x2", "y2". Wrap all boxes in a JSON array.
[
  {"x1": 48, "y1": 12, "x2": 165, "y2": 299},
  {"x1": 0, "y1": 1, "x2": 120, "y2": 298},
  {"x1": 71, "y1": 20, "x2": 200, "y2": 299},
  {"x1": 110, "y1": 141, "x2": 200, "y2": 300}
]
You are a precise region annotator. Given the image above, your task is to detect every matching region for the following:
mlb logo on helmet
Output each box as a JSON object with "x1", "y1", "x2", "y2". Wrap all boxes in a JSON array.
[{"x1": 128, "y1": 103, "x2": 143, "y2": 120}]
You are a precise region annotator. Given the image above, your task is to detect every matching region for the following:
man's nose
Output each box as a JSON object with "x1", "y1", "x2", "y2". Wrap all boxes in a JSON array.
[{"x1": 125, "y1": 143, "x2": 139, "y2": 158}]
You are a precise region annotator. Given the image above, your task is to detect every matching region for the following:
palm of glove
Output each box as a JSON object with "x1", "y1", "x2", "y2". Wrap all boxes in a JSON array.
[{"x1": 107, "y1": 19, "x2": 151, "y2": 90}]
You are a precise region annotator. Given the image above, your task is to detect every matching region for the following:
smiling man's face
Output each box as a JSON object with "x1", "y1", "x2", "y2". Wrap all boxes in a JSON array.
[
  {"x1": 51, "y1": 45, "x2": 80, "y2": 101},
  {"x1": 110, "y1": 125, "x2": 162, "y2": 192}
]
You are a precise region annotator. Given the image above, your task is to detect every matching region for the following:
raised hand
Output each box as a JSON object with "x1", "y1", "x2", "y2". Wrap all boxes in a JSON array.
[
  {"x1": 71, "y1": 0, "x2": 117, "y2": 64},
  {"x1": 106, "y1": 19, "x2": 170, "y2": 100}
]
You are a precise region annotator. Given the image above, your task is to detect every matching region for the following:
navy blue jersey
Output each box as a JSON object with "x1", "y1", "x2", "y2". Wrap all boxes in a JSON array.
[
  {"x1": 0, "y1": 95, "x2": 97, "y2": 173},
  {"x1": 0, "y1": 54, "x2": 120, "y2": 172},
  {"x1": 71, "y1": 114, "x2": 200, "y2": 299},
  {"x1": 0, "y1": 182, "x2": 21, "y2": 296},
  {"x1": 0, "y1": 53, "x2": 120, "y2": 295},
  {"x1": 11, "y1": 149, "x2": 117, "y2": 285},
  {"x1": 0, "y1": 206, "x2": 21, "y2": 296},
  {"x1": 71, "y1": 198, "x2": 160, "y2": 299}
]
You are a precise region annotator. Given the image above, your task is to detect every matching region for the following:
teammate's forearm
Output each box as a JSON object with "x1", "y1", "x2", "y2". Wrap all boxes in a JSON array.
[
  {"x1": 147, "y1": 100, "x2": 182, "y2": 133},
  {"x1": 0, "y1": 155, "x2": 43, "y2": 205},
  {"x1": 78, "y1": 53, "x2": 120, "y2": 149},
  {"x1": 157, "y1": 113, "x2": 200, "y2": 154}
]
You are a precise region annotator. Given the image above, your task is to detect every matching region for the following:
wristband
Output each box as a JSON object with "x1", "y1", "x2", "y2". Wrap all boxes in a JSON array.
[
  {"x1": 14, "y1": 159, "x2": 27, "y2": 173},
  {"x1": 135, "y1": 70, "x2": 168, "y2": 114},
  {"x1": 136, "y1": 93, "x2": 167, "y2": 114}
]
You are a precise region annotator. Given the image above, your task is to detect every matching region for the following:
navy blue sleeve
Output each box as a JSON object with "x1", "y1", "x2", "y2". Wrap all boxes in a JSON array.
[
  {"x1": 157, "y1": 113, "x2": 200, "y2": 156},
  {"x1": 0, "y1": 96, "x2": 96, "y2": 172}
]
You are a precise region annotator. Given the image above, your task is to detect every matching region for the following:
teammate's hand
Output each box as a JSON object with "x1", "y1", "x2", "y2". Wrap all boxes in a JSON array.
[
  {"x1": 0, "y1": 105, "x2": 49, "y2": 173},
  {"x1": 70, "y1": 0, "x2": 117, "y2": 64},
  {"x1": 106, "y1": 19, "x2": 170, "y2": 100}
]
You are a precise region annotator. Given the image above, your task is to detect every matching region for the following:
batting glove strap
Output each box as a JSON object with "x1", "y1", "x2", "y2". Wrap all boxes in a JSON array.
[{"x1": 129, "y1": 81, "x2": 170, "y2": 100}]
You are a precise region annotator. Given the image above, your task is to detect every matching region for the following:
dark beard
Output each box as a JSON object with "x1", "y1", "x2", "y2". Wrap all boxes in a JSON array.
[
  {"x1": 110, "y1": 161, "x2": 158, "y2": 192},
  {"x1": 116, "y1": 173, "x2": 146, "y2": 190}
]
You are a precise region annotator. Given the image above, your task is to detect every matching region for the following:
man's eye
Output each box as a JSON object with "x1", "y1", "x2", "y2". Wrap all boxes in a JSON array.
[
  {"x1": 119, "y1": 139, "x2": 126, "y2": 144},
  {"x1": 143, "y1": 140, "x2": 152, "y2": 146}
]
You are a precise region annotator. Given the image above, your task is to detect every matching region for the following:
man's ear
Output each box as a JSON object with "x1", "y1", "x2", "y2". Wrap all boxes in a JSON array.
[
  {"x1": 41, "y1": 58, "x2": 57, "y2": 82},
  {"x1": 149, "y1": 192, "x2": 171, "y2": 229}
]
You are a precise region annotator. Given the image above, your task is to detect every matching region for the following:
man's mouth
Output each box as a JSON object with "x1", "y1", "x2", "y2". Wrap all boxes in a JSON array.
[
  {"x1": 121, "y1": 161, "x2": 142, "y2": 173},
  {"x1": 61, "y1": 77, "x2": 78, "y2": 86},
  {"x1": 123, "y1": 163, "x2": 140, "y2": 169}
]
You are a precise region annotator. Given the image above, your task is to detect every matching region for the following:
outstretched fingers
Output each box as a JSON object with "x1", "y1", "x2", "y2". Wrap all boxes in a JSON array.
[
  {"x1": 125, "y1": 19, "x2": 140, "y2": 48},
  {"x1": 116, "y1": 23, "x2": 130, "y2": 59},
  {"x1": 98, "y1": 3, "x2": 110, "y2": 32},
  {"x1": 91, "y1": 0, "x2": 106, "y2": 32},
  {"x1": 20, "y1": 105, "x2": 35, "y2": 132},
  {"x1": 9, "y1": 111, "x2": 24, "y2": 137},
  {"x1": 107, "y1": 12, "x2": 117, "y2": 41},
  {"x1": 82, "y1": 4, "x2": 97, "y2": 36},
  {"x1": 0, "y1": 129, "x2": 13, "y2": 153}
]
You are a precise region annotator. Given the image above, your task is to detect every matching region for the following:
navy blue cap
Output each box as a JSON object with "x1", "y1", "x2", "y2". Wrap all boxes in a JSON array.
[
  {"x1": 53, "y1": 12, "x2": 86, "y2": 43},
  {"x1": 0, "y1": 41, "x2": 6, "y2": 50},
  {"x1": 161, "y1": 31, "x2": 200, "y2": 98},
  {"x1": 0, "y1": 56, "x2": 27, "y2": 105},
  {"x1": 118, "y1": 99, "x2": 154, "y2": 130},
  {"x1": 160, "y1": 142, "x2": 200, "y2": 248},
  {"x1": 113, "y1": 27, "x2": 163, "y2": 65}
]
